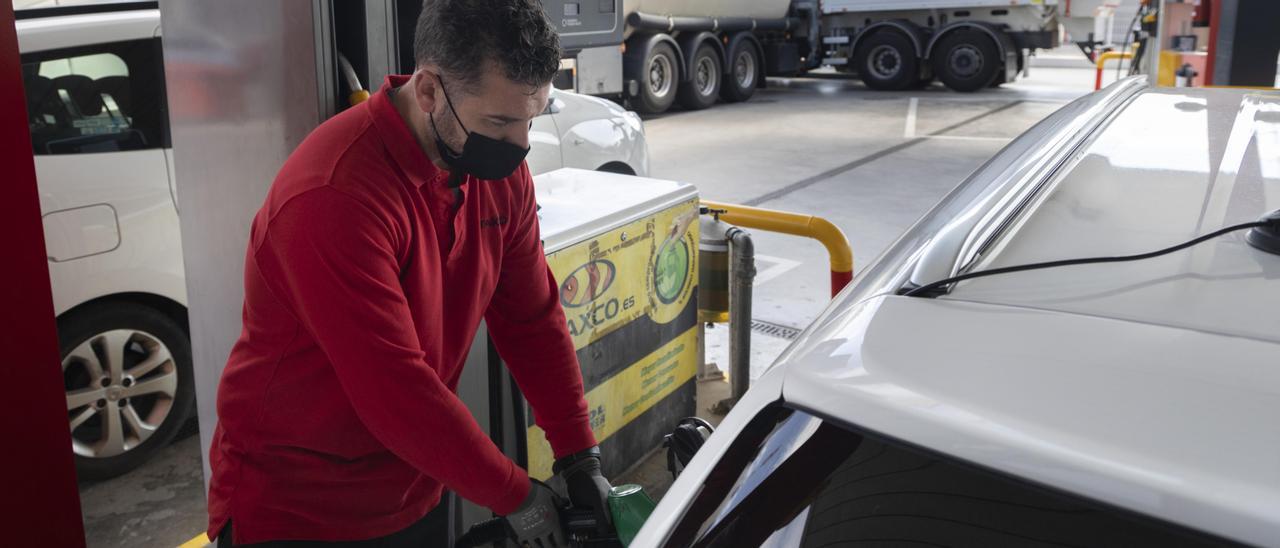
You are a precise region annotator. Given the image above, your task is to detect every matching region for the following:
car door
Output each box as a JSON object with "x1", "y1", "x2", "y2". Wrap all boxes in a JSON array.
[
  {"x1": 24, "y1": 33, "x2": 197, "y2": 481},
  {"x1": 526, "y1": 90, "x2": 564, "y2": 176},
  {"x1": 22, "y1": 37, "x2": 182, "y2": 315}
]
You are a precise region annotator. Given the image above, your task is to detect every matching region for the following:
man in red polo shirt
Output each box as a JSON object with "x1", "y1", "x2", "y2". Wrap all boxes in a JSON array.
[{"x1": 206, "y1": 1, "x2": 611, "y2": 545}]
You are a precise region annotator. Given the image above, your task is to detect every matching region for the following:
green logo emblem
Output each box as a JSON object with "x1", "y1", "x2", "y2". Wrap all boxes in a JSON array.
[{"x1": 653, "y1": 239, "x2": 690, "y2": 305}]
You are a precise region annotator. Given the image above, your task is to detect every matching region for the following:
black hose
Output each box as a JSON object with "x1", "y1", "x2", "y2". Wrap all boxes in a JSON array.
[
  {"x1": 454, "y1": 517, "x2": 510, "y2": 548},
  {"x1": 1118, "y1": 5, "x2": 1144, "y2": 79},
  {"x1": 665, "y1": 417, "x2": 715, "y2": 479}
]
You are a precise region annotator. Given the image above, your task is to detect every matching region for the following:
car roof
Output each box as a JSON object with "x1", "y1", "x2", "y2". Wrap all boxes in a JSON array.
[
  {"x1": 946, "y1": 86, "x2": 1280, "y2": 343},
  {"x1": 16, "y1": 5, "x2": 159, "y2": 54}
]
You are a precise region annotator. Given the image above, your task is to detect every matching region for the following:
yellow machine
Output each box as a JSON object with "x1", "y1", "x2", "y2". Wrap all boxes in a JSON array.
[{"x1": 528, "y1": 169, "x2": 700, "y2": 480}]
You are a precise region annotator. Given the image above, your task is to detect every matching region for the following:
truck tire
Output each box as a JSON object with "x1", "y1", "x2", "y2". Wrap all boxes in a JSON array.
[
  {"x1": 677, "y1": 42, "x2": 721, "y2": 110},
  {"x1": 989, "y1": 49, "x2": 1023, "y2": 88},
  {"x1": 59, "y1": 302, "x2": 195, "y2": 480},
  {"x1": 635, "y1": 41, "x2": 679, "y2": 114},
  {"x1": 720, "y1": 35, "x2": 760, "y2": 103},
  {"x1": 855, "y1": 31, "x2": 919, "y2": 91},
  {"x1": 931, "y1": 29, "x2": 1002, "y2": 92}
]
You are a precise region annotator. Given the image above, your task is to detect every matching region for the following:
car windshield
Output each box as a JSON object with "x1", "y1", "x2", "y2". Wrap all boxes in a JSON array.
[{"x1": 679, "y1": 409, "x2": 1229, "y2": 547}]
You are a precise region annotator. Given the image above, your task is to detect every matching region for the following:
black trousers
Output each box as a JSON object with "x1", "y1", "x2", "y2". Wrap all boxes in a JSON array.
[{"x1": 217, "y1": 499, "x2": 450, "y2": 547}]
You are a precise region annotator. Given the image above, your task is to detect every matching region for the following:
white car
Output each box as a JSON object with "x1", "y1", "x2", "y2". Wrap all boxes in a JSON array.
[
  {"x1": 636, "y1": 79, "x2": 1280, "y2": 547},
  {"x1": 18, "y1": 3, "x2": 649, "y2": 480}
]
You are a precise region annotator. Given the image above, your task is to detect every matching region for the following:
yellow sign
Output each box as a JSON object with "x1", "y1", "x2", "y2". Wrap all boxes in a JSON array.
[
  {"x1": 551, "y1": 201, "x2": 698, "y2": 349},
  {"x1": 527, "y1": 329, "x2": 698, "y2": 479},
  {"x1": 529, "y1": 199, "x2": 700, "y2": 480}
]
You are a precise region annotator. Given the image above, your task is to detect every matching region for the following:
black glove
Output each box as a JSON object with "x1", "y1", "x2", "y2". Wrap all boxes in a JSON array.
[
  {"x1": 554, "y1": 446, "x2": 613, "y2": 536},
  {"x1": 503, "y1": 480, "x2": 567, "y2": 547}
]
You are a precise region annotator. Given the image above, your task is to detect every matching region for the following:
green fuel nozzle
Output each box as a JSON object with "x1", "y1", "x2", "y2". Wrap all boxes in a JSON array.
[{"x1": 607, "y1": 484, "x2": 656, "y2": 546}]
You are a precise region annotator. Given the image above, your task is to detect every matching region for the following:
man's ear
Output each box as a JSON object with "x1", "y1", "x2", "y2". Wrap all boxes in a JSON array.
[{"x1": 411, "y1": 68, "x2": 441, "y2": 115}]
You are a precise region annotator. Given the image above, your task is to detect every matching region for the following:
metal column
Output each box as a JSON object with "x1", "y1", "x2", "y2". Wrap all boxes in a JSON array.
[{"x1": 160, "y1": 0, "x2": 336, "y2": 485}]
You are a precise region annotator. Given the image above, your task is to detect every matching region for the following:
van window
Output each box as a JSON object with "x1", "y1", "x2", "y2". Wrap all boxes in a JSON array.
[{"x1": 22, "y1": 38, "x2": 168, "y2": 155}]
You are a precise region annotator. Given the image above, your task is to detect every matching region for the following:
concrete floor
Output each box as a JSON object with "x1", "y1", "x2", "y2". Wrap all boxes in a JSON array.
[
  {"x1": 79, "y1": 63, "x2": 1097, "y2": 548},
  {"x1": 79, "y1": 432, "x2": 206, "y2": 548},
  {"x1": 686, "y1": 66, "x2": 1097, "y2": 380}
]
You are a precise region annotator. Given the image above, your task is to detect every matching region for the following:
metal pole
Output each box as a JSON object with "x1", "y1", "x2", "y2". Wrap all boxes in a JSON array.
[{"x1": 724, "y1": 227, "x2": 755, "y2": 408}]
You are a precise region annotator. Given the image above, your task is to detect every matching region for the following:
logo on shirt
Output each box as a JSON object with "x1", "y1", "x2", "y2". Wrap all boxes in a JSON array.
[
  {"x1": 559, "y1": 259, "x2": 616, "y2": 308},
  {"x1": 480, "y1": 215, "x2": 508, "y2": 228}
]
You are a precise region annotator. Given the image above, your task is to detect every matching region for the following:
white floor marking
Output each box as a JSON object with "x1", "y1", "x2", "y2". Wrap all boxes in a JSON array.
[
  {"x1": 753, "y1": 254, "x2": 802, "y2": 285},
  {"x1": 904, "y1": 97, "x2": 918, "y2": 138}
]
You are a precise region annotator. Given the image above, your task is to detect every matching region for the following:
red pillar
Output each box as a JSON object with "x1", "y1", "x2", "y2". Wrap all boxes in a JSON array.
[
  {"x1": 0, "y1": 4, "x2": 87, "y2": 546},
  {"x1": 1203, "y1": 0, "x2": 1221, "y2": 85},
  {"x1": 831, "y1": 270, "x2": 853, "y2": 297}
]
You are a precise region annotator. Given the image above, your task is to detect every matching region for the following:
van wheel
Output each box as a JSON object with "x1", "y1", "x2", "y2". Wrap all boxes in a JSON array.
[{"x1": 60, "y1": 302, "x2": 194, "y2": 480}]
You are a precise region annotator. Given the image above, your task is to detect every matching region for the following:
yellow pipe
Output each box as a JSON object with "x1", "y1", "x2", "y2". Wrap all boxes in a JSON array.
[
  {"x1": 349, "y1": 89, "x2": 371, "y2": 106},
  {"x1": 702, "y1": 200, "x2": 854, "y2": 295},
  {"x1": 1095, "y1": 51, "x2": 1134, "y2": 90}
]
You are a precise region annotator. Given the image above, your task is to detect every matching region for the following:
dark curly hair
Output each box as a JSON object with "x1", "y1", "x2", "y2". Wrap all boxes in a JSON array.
[{"x1": 413, "y1": 0, "x2": 562, "y2": 93}]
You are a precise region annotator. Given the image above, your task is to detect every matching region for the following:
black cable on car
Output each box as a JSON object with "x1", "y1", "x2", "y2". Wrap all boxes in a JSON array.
[{"x1": 903, "y1": 218, "x2": 1276, "y2": 298}]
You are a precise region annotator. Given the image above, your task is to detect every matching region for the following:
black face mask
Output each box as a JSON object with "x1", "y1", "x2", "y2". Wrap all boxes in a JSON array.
[{"x1": 430, "y1": 77, "x2": 531, "y2": 181}]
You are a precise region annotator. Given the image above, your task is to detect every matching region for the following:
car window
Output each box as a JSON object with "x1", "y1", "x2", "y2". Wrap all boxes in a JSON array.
[
  {"x1": 675, "y1": 409, "x2": 1232, "y2": 547},
  {"x1": 22, "y1": 38, "x2": 168, "y2": 155}
]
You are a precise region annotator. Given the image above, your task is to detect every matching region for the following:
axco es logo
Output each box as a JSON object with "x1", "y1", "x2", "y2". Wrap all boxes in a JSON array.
[{"x1": 559, "y1": 259, "x2": 635, "y2": 336}]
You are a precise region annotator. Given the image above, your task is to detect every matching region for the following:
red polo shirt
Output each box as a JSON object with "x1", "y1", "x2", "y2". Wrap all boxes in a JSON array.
[{"x1": 206, "y1": 75, "x2": 596, "y2": 544}]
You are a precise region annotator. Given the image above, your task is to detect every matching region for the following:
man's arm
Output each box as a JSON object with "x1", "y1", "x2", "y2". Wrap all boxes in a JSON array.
[
  {"x1": 254, "y1": 186, "x2": 529, "y2": 515},
  {"x1": 485, "y1": 166, "x2": 597, "y2": 458}
]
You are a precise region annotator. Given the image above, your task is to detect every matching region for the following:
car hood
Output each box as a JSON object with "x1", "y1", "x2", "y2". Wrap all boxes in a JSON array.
[
  {"x1": 554, "y1": 87, "x2": 635, "y2": 119},
  {"x1": 780, "y1": 294, "x2": 1280, "y2": 546}
]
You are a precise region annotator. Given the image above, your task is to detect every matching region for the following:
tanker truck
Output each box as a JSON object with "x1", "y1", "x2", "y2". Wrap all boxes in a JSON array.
[{"x1": 546, "y1": 0, "x2": 1061, "y2": 114}]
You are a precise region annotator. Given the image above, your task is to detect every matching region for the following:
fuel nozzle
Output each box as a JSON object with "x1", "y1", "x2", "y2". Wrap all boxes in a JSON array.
[
  {"x1": 607, "y1": 485, "x2": 656, "y2": 547},
  {"x1": 563, "y1": 484, "x2": 656, "y2": 547}
]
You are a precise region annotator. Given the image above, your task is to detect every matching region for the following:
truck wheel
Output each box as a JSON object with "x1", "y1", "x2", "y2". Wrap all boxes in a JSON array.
[
  {"x1": 678, "y1": 42, "x2": 721, "y2": 110},
  {"x1": 59, "y1": 302, "x2": 195, "y2": 480},
  {"x1": 932, "y1": 29, "x2": 1001, "y2": 92},
  {"x1": 720, "y1": 37, "x2": 759, "y2": 103},
  {"x1": 855, "y1": 31, "x2": 919, "y2": 91},
  {"x1": 989, "y1": 49, "x2": 1023, "y2": 88},
  {"x1": 634, "y1": 42, "x2": 679, "y2": 114}
]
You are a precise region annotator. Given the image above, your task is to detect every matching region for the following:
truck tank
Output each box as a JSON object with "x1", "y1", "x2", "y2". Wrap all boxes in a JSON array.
[
  {"x1": 621, "y1": 0, "x2": 789, "y2": 19},
  {"x1": 622, "y1": 0, "x2": 790, "y2": 37},
  {"x1": 822, "y1": 0, "x2": 1057, "y2": 11}
]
